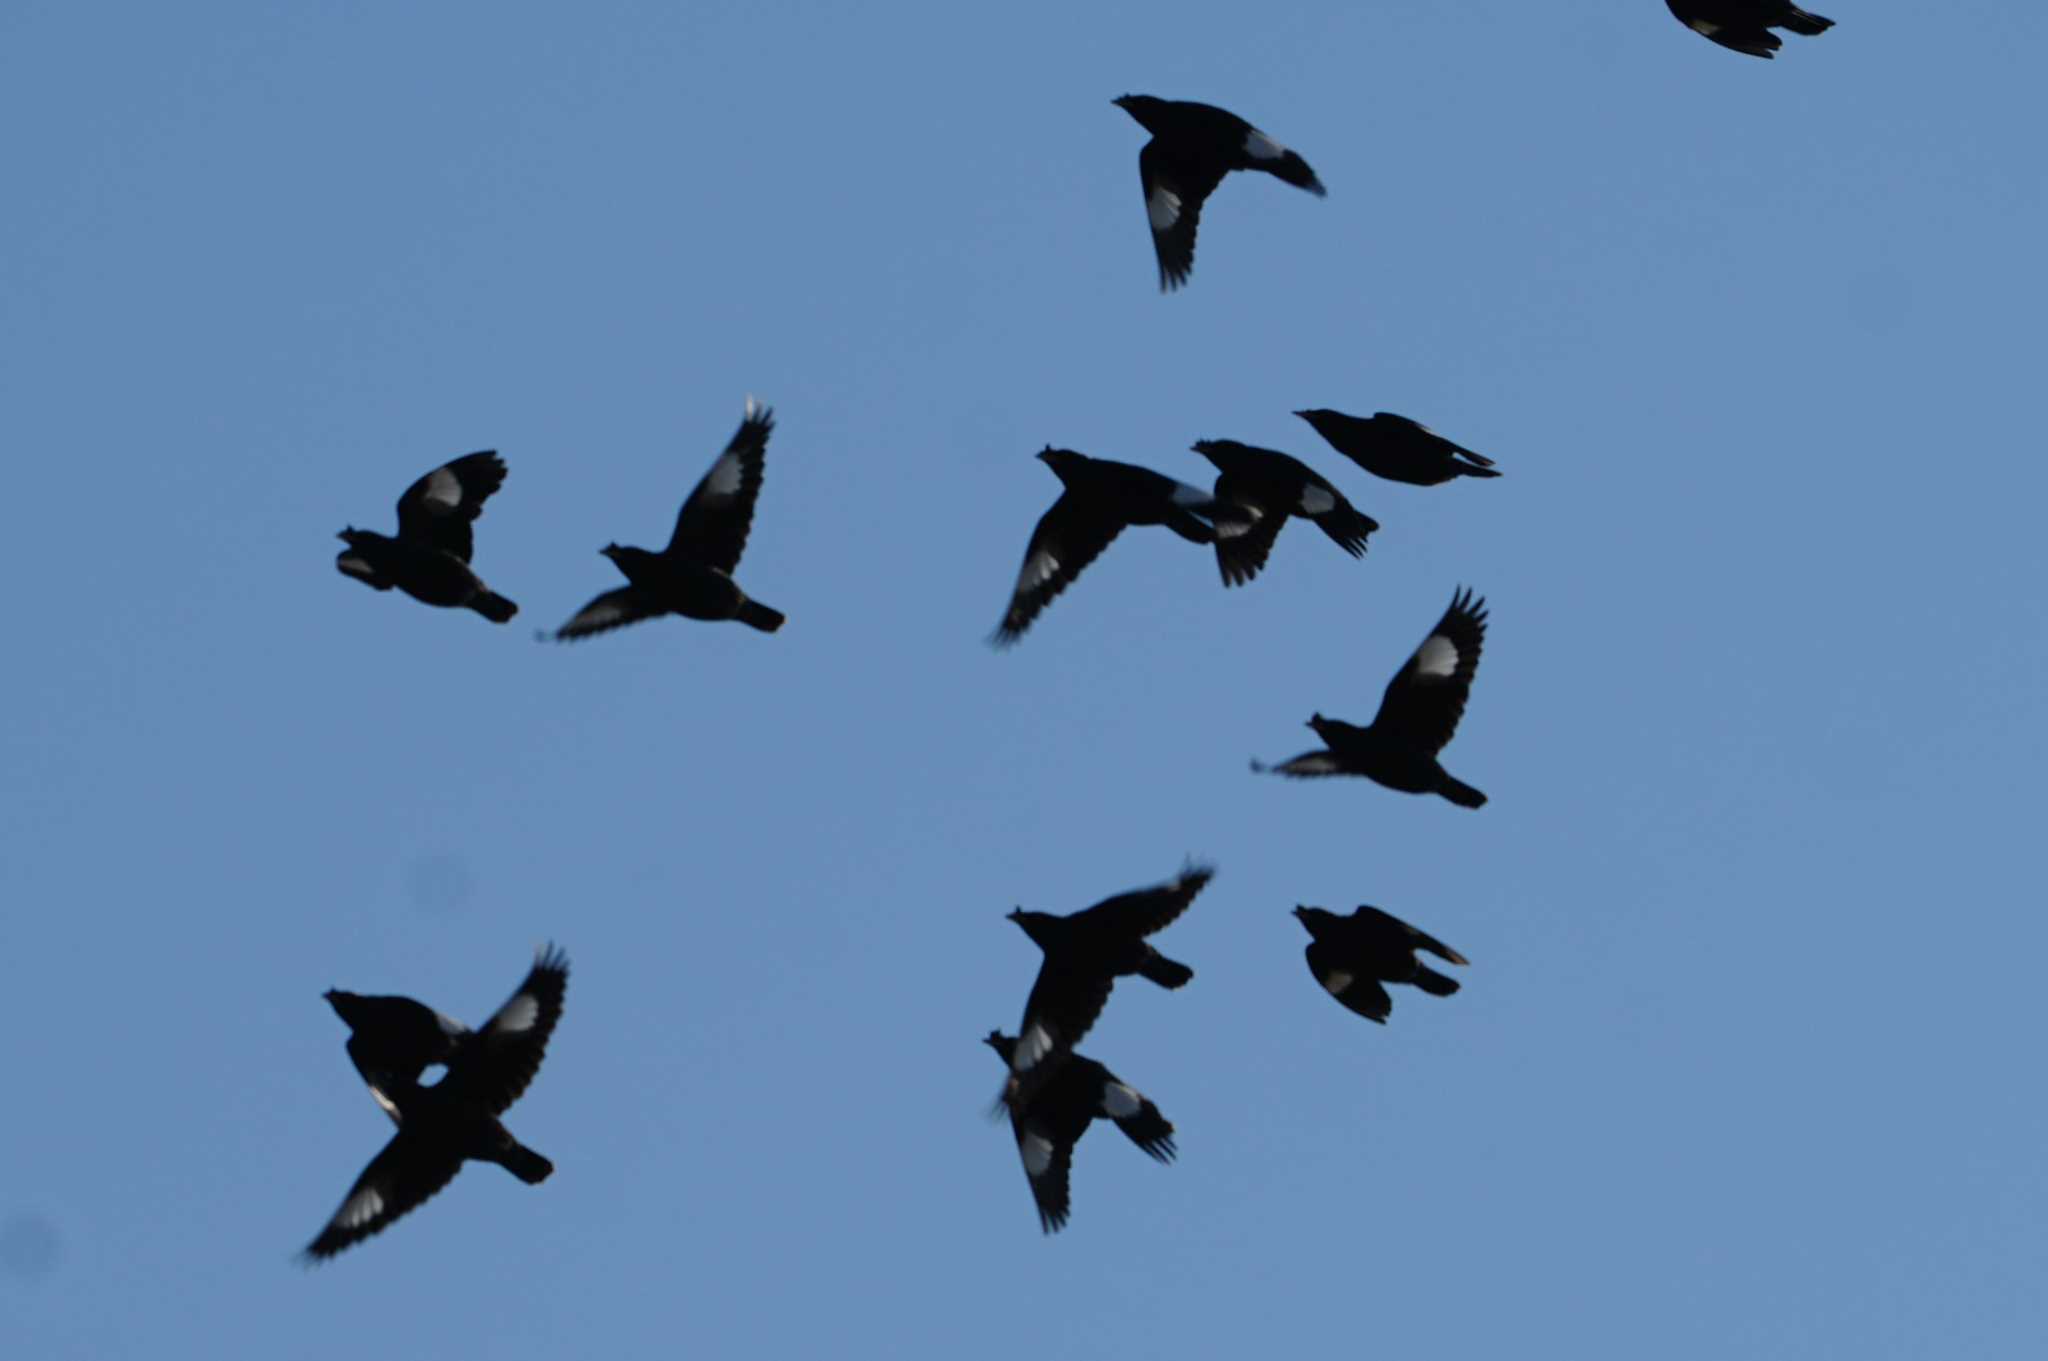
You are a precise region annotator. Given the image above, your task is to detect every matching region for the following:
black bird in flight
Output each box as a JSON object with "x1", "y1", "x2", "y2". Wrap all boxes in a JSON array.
[
  {"x1": 1294, "y1": 410, "x2": 1499, "y2": 487},
  {"x1": 991, "y1": 448, "x2": 1250, "y2": 646},
  {"x1": 1292, "y1": 905, "x2": 1468, "y2": 1024},
  {"x1": 1255, "y1": 588, "x2": 1490, "y2": 808},
  {"x1": 1191, "y1": 439, "x2": 1377, "y2": 587},
  {"x1": 336, "y1": 451, "x2": 518, "y2": 622},
  {"x1": 1665, "y1": 0, "x2": 1833, "y2": 58},
  {"x1": 302, "y1": 945, "x2": 569, "y2": 1261},
  {"x1": 984, "y1": 1032, "x2": 1176, "y2": 1234},
  {"x1": 551, "y1": 399, "x2": 784, "y2": 640},
  {"x1": 1000, "y1": 862, "x2": 1209, "y2": 1105},
  {"x1": 1113, "y1": 94, "x2": 1326, "y2": 291}
]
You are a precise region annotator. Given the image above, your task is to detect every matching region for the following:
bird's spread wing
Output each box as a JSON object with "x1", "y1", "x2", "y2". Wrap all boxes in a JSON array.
[
  {"x1": 553, "y1": 586, "x2": 666, "y2": 641},
  {"x1": 1305, "y1": 939, "x2": 1393, "y2": 1022},
  {"x1": 1357, "y1": 906, "x2": 1470, "y2": 966},
  {"x1": 301, "y1": 1130, "x2": 463, "y2": 1261},
  {"x1": 1251, "y1": 750, "x2": 1346, "y2": 777},
  {"x1": 395, "y1": 452, "x2": 507, "y2": 562},
  {"x1": 1370, "y1": 588, "x2": 1488, "y2": 754},
  {"x1": 1138, "y1": 141, "x2": 1225, "y2": 292},
  {"x1": 1211, "y1": 486, "x2": 1284, "y2": 587},
  {"x1": 990, "y1": 493, "x2": 1125, "y2": 646},
  {"x1": 667, "y1": 399, "x2": 772, "y2": 574},
  {"x1": 444, "y1": 944, "x2": 569, "y2": 1115},
  {"x1": 1073, "y1": 863, "x2": 1213, "y2": 937},
  {"x1": 1099, "y1": 1074, "x2": 1177, "y2": 1163},
  {"x1": 1011, "y1": 1111, "x2": 1077, "y2": 1234},
  {"x1": 1014, "y1": 964, "x2": 1115, "y2": 1089}
]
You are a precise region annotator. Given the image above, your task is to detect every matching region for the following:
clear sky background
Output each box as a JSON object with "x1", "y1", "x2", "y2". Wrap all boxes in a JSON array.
[{"x1": 4, "y1": 2, "x2": 2044, "y2": 1356}]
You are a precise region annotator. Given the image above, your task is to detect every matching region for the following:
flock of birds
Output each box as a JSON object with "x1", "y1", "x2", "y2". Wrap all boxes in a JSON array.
[{"x1": 307, "y1": 0, "x2": 1839, "y2": 1257}]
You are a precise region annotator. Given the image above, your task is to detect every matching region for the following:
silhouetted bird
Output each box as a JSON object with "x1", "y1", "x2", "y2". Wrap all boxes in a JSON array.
[
  {"x1": 1001, "y1": 862, "x2": 1209, "y2": 1103},
  {"x1": 336, "y1": 451, "x2": 518, "y2": 622},
  {"x1": 1292, "y1": 905, "x2": 1467, "y2": 1023},
  {"x1": 302, "y1": 945, "x2": 568, "y2": 1261},
  {"x1": 1254, "y1": 588, "x2": 1489, "y2": 807},
  {"x1": 1294, "y1": 410, "x2": 1499, "y2": 487},
  {"x1": 551, "y1": 399, "x2": 784, "y2": 640},
  {"x1": 984, "y1": 1032, "x2": 1175, "y2": 1234},
  {"x1": 324, "y1": 947, "x2": 570, "y2": 1096},
  {"x1": 1191, "y1": 439, "x2": 1377, "y2": 587},
  {"x1": 991, "y1": 449, "x2": 1250, "y2": 646},
  {"x1": 1665, "y1": 0, "x2": 1833, "y2": 58},
  {"x1": 1113, "y1": 94, "x2": 1325, "y2": 291}
]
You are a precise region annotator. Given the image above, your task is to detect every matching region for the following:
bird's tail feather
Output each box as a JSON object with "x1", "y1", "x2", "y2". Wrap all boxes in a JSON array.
[
  {"x1": 1782, "y1": 7, "x2": 1833, "y2": 36},
  {"x1": 738, "y1": 599, "x2": 785, "y2": 633},
  {"x1": 472, "y1": 591, "x2": 518, "y2": 623},
  {"x1": 1438, "y1": 775, "x2": 1488, "y2": 809},
  {"x1": 1140, "y1": 953, "x2": 1195, "y2": 990},
  {"x1": 1269, "y1": 152, "x2": 1326, "y2": 197},
  {"x1": 1411, "y1": 965, "x2": 1461, "y2": 998},
  {"x1": 500, "y1": 1143, "x2": 553, "y2": 1184}
]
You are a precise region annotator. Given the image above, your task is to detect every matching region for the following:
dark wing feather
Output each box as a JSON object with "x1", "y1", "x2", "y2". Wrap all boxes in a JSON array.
[
  {"x1": 1305, "y1": 939, "x2": 1393, "y2": 1022},
  {"x1": 301, "y1": 1130, "x2": 463, "y2": 1261},
  {"x1": 990, "y1": 493, "x2": 1125, "y2": 646},
  {"x1": 1014, "y1": 964, "x2": 1115, "y2": 1086},
  {"x1": 443, "y1": 944, "x2": 568, "y2": 1115},
  {"x1": 1211, "y1": 486, "x2": 1286, "y2": 587},
  {"x1": 666, "y1": 400, "x2": 772, "y2": 573},
  {"x1": 395, "y1": 452, "x2": 507, "y2": 562},
  {"x1": 1357, "y1": 905, "x2": 1470, "y2": 966},
  {"x1": 1138, "y1": 141, "x2": 1226, "y2": 292},
  {"x1": 1072, "y1": 862, "x2": 1213, "y2": 937},
  {"x1": 1012, "y1": 1112, "x2": 1076, "y2": 1234},
  {"x1": 1369, "y1": 588, "x2": 1488, "y2": 754},
  {"x1": 552, "y1": 586, "x2": 666, "y2": 641}
]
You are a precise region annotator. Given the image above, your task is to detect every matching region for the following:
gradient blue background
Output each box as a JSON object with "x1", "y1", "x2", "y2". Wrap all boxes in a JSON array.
[{"x1": 5, "y1": 3, "x2": 2044, "y2": 1356}]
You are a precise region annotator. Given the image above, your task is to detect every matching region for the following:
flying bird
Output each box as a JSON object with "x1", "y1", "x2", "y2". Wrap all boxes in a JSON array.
[
  {"x1": 1191, "y1": 439, "x2": 1377, "y2": 587},
  {"x1": 1664, "y1": 0, "x2": 1833, "y2": 58},
  {"x1": 302, "y1": 945, "x2": 569, "y2": 1261},
  {"x1": 551, "y1": 399, "x2": 784, "y2": 640},
  {"x1": 984, "y1": 1032, "x2": 1175, "y2": 1234},
  {"x1": 336, "y1": 451, "x2": 518, "y2": 622},
  {"x1": 991, "y1": 448, "x2": 1250, "y2": 646},
  {"x1": 1293, "y1": 410, "x2": 1499, "y2": 487},
  {"x1": 1254, "y1": 588, "x2": 1490, "y2": 808},
  {"x1": 1000, "y1": 862, "x2": 1210, "y2": 1105},
  {"x1": 1292, "y1": 905, "x2": 1468, "y2": 1023},
  {"x1": 1113, "y1": 94, "x2": 1326, "y2": 291}
]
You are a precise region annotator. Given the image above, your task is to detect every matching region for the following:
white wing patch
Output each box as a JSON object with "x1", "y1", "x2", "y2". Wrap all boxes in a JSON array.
[
  {"x1": 1277, "y1": 753, "x2": 1345, "y2": 775},
  {"x1": 436, "y1": 1012, "x2": 467, "y2": 1036},
  {"x1": 337, "y1": 555, "x2": 376, "y2": 582},
  {"x1": 1687, "y1": 19, "x2": 1720, "y2": 36},
  {"x1": 1100, "y1": 1082, "x2": 1143, "y2": 1119},
  {"x1": 1021, "y1": 1130, "x2": 1056, "y2": 1177},
  {"x1": 1147, "y1": 183, "x2": 1182, "y2": 231},
  {"x1": 1415, "y1": 634, "x2": 1459, "y2": 679},
  {"x1": 1243, "y1": 129, "x2": 1287, "y2": 160},
  {"x1": 421, "y1": 466, "x2": 462, "y2": 511},
  {"x1": 1298, "y1": 484, "x2": 1336, "y2": 515},
  {"x1": 1321, "y1": 970, "x2": 1354, "y2": 997},
  {"x1": 1019, "y1": 549, "x2": 1061, "y2": 592},
  {"x1": 337, "y1": 1186, "x2": 385, "y2": 1230},
  {"x1": 702, "y1": 451, "x2": 744, "y2": 499},
  {"x1": 1167, "y1": 480, "x2": 1214, "y2": 509},
  {"x1": 1013, "y1": 1021, "x2": 1056, "y2": 1074},
  {"x1": 495, "y1": 994, "x2": 539, "y2": 1033}
]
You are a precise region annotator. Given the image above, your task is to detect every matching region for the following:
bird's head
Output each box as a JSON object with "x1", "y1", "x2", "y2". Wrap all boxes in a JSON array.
[
  {"x1": 1036, "y1": 447, "x2": 1086, "y2": 483},
  {"x1": 336, "y1": 527, "x2": 366, "y2": 546},
  {"x1": 600, "y1": 543, "x2": 623, "y2": 559},
  {"x1": 323, "y1": 989, "x2": 364, "y2": 1025},
  {"x1": 1113, "y1": 94, "x2": 1166, "y2": 131},
  {"x1": 982, "y1": 1030, "x2": 1016, "y2": 1062},
  {"x1": 1307, "y1": 712, "x2": 1327, "y2": 730},
  {"x1": 1293, "y1": 409, "x2": 1339, "y2": 436},
  {"x1": 1292, "y1": 904, "x2": 1334, "y2": 936},
  {"x1": 1006, "y1": 907, "x2": 1054, "y2": 945}
]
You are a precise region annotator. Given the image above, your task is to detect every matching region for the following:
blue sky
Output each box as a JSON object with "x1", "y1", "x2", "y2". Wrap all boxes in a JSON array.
[{"x1": 4, "y1": 2, "x2": 2045, "y2": 1356}]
